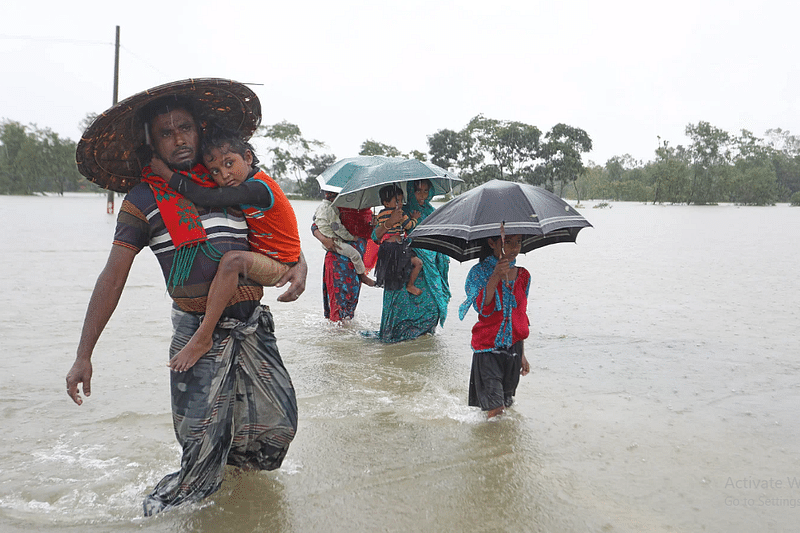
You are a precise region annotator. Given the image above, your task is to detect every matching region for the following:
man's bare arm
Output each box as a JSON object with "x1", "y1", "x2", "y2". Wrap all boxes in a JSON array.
[{"x1": 66, "y1": 245, "x2": 136, "y2": 405}]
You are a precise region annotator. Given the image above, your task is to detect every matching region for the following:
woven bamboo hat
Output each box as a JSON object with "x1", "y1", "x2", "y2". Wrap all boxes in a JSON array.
[{"x1": 76, "y1": 78, "x2": 261, "y2": 193}]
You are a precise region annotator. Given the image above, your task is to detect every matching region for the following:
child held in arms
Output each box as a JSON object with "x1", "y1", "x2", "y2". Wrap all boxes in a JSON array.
[
  {"x1": 150, "y1": 125, "x2": 301, "y2": 372},
  {"x1": 313, "y1": 190, "x2": 375, "y2": 286},
  {"x1": 373, "y1": 184, "x2": 423, "y2": 296}
]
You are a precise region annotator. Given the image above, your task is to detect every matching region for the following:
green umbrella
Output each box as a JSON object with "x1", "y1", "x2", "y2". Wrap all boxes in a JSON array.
[{"x1": 318, "y1": 156, "x2": 462, "y2": 209}]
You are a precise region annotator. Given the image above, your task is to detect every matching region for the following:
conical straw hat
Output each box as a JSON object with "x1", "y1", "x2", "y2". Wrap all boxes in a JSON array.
[{"x1": 76, "y1": 78, "x2": 261, "y2": 192}]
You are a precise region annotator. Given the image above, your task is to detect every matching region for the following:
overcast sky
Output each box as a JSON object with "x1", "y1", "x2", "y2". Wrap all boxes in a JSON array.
[{"x1": 3, "y1": 0, "x2": 799, "y2": 167}]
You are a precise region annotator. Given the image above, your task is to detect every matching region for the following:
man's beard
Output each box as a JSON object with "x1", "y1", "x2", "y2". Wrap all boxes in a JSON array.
[{"x1": 171, "y1": 159, "x2": 195, "y2": 172}]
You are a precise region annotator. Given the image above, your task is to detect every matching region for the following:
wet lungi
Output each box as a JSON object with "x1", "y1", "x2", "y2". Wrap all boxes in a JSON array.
[{"x1": 143, "y1": 304, "x2": 297, "y2": 516}]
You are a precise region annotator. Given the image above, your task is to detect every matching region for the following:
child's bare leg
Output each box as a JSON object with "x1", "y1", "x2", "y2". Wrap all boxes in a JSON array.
[
  {"x1": 169, "y1": 251, "x2": 253, "y2": 372},
  {"x1": 245, "y1": 253, "x2": 290, "y2": 287},
  {"x1": 406, "y1": 256, "x2": 423, "y2": 296}
]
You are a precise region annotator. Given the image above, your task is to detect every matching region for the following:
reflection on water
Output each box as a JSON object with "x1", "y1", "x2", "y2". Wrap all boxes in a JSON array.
[{"x1": 1, "y1": 195, "x2": 798, "y2": 532}]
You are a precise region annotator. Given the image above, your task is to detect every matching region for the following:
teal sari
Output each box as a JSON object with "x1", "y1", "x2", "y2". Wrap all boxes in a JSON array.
[{"x1": 372, "y1": 181, "x2": 451, "y2": 343}]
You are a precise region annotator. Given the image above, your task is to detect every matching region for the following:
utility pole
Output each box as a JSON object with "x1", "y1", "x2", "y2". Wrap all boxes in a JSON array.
[{"x1": 107, "y1": 25, "x2": 120, "y2": 214}]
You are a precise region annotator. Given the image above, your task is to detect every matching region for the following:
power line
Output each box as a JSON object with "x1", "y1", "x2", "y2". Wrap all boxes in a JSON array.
[
  {"x1": 0, "y1": 34, "x2": 112, "y2": 46},
  {"x1": 117, "y1": 44, "x2": 168, "y2": 78},
  {"x1": 0, "y1": 34, "x2": 168, "y2": 77}
]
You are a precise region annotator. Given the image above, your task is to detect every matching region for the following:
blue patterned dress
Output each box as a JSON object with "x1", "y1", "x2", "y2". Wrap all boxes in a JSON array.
[{"x1": 373, "y1": 182, "x2": 451, "y2": 343}]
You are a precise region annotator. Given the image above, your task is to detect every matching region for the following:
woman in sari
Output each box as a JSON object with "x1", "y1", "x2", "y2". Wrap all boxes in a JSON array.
[
  {"x1": 312, "y1": 206, "x2": 376, "y2": 321},
  {"x1": 371, "y1": 179, "x2": 451, "y2": 342}
]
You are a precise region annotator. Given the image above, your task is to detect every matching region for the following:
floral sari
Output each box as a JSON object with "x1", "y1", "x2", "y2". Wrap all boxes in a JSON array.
[{"x1": 314, "y1": 207, "x2": 375, "y2": 321}]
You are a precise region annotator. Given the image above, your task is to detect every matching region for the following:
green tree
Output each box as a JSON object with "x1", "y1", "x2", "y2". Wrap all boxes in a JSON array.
[
  {"x1": 648, "y1": 139, "x2": 691, "y2": 203},
  {"x1": 427, "y1": 128, "x2": 463, "y2": 170},
  {"x1": 772, "y1": 153, "x2": 800, "y2": 200},
  {"x1": 40, "y1": 129, "x2": 83, "y2": 194},
  {"x1": 727, "y1": 129, "x2": 778, "y2": 205},
  {"x1": 535, "y1": 123, "x2": 592, "y2": 197},
  {"x1": 0, "y1": 121, "x2": 30, "y2": 194},
  {"x1": 257, "y1": 121, "x2": 333, "y2": 198},
  {"x1": 409, "y1": 149, "x2": 427, "y2": 161},
  {"x1": 301, "y1": 152, "x2": 338, "y2": 199},
  {"x1": 429, "y1": 115, "x2": 545, "y2": 189},
  {"x1": 428, "y1": 125, "x2": 486, "y2": 187},
  {"x1": 79, "y1": 113, "x2": 98, "y2": 134},
  {"x1": 468, "y1": 115, "x2": 541, "y2": 182},
  {"x1": 0, "y1": 120, "x2": 83, "y2": 195},
  {"x1": 464, "y1": 115, "x2": 541, "y2": 184},
  {"x1": 763, "y1": 129, "x2": 800, "y2": 198},
  {"x1": 604, "y1": 154, "x2": 640, "y2": 182},
  {"x1": 572, "y1": 163, "x2": 610, "y2": 200},
  {"x1": 359, "y1": 139, "x2": 403, "y2": 157},
  {"x1": 685, "y1": 121, "x2": 732, "y2": 204},
  {"x1": 604, "y1": 155, "x2": 626, "y2": 183},
  {"x1": 730, "y1": 160, "x2": 777, "y2": 205}
]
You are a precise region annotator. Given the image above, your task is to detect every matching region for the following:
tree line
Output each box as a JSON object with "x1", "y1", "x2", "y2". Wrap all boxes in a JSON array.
[
  {"x1": 574, "y1": 123, "x2": 800, "y2": 206},
  {"x1": 222, "y1": 116, "x2": 800, "y2": 206},
  {"x1": 0, "y1": 114, "x2": 594, "y2": 199},
  {"x1": 0, "y1": 120, "x2": 86, "y2": 195},
  {"x1": 255, "y1": 114, "x2": 593, "y2": 200},
  {"x1": 4, "y1": 115, "x2": 800, "y2": 206}
]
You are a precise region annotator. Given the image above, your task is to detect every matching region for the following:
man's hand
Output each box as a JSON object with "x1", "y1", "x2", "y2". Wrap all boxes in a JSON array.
[
  {"x1": 66, "y1": 358, "x2": 93, "y2": 405},
  {"x1": 66, "y1": 244, "x2": 135, "y2": 406},
  {"x1": 276, "y1": 252, "x2": 308, "y2": 302}
]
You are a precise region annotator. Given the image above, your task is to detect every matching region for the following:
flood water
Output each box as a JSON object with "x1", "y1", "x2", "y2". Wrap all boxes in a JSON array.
[{"x1": 1, "y1": 193, "x2": 798, "y2": 532}]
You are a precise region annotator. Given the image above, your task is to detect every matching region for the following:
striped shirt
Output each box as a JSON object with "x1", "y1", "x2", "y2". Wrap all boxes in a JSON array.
[
  {"x1": 376, "y1": 207, "x2": 417, "y2": 242},
  {"x1": 113, "y1": 183, "x2": 263, "y2": 320},
  {"x1": 170, "y1": 169, "x2": 301, "y2": 264}
]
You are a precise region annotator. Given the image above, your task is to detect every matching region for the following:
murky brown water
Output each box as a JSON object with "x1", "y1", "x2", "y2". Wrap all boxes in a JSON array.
[{"x1": 1, "y1": 194, "x2": 798, "y2": 532}]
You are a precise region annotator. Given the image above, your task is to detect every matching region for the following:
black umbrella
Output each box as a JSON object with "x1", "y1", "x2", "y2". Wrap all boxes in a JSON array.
[{"x1": 409, "y1": 179, "x2": 592, "y2": 262}]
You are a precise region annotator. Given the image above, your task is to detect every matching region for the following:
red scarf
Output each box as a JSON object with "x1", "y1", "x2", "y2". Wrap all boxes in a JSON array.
[{"x1": 141, "y1": 164, "x2": 222, "y2": 286}]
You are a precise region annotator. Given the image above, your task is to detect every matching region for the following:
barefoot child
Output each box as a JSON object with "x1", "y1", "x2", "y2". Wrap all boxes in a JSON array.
[
  {"x1": 458, "y1": 233, "x2": 531, "y2": 418},
  {"x1": 314, "y1": 190, "x2": 375, "y2": 286},
  {"x1": 374, "y1": 184, "x2": 423, "y2": 295},
  {"x1": 150, "y1": 127, "x2": 301, "y2": 372}
]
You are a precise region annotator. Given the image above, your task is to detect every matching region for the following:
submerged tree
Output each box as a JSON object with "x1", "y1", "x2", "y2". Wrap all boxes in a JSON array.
[
  {"x1": 727, "y1": 129, "x2": 778, "y2": 205},
  {"x1": 685, "y1": 121, "x2": 732, "y2": 204},
  {"x1": 649, "y1": 138, "x2": 690, "y2": 204}
]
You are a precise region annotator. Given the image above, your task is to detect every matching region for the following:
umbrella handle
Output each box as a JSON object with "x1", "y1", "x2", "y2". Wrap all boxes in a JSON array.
[{"x1": 500, "y1": 221, "x2": 506, "y2": 256}]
